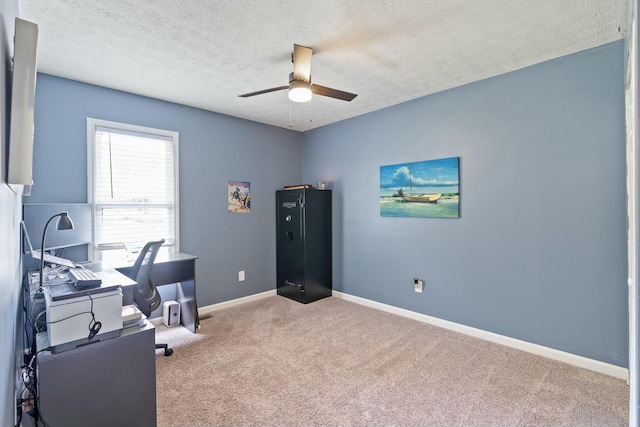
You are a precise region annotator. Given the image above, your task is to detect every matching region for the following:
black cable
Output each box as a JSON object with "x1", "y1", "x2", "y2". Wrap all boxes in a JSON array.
[
  {"x1": 32, "y1": 287, "x2": 98, "y2": 327},
  {"x1": 15, "y1": 381, "x2": 29, "y2": 427},
  {"x1": 20, "y1": 271, "x2": 41, "y2": 426},
  {"x1": 35, "y1": 392, "x2": 52, "y2": 427},
  {"x1": 29, "y1": 348, "x2": 55, "y2": 427},
  {"x1": 22, "y1": 279, "x2": 101, "y2": 427},
  {"x1": 22, "y1": 272, "x2": 36, "y2": 364},
  {"x1": 86, "y1": 293, "x2": 102, "y2": 340},
  {"x1": 28, "y1": 288, "x2": 46, "y2": 334},
  {"x1": 33, "y1": 307, "x2": 96, "y2": 328},
  {"x1": 21, "y1": 353, "x2": 39, "y2": 427}
]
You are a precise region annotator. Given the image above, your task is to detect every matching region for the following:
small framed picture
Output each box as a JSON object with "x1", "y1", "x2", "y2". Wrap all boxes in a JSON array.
[{"x1": 228, "y1": 181, "x2": 251, "y2": 213}]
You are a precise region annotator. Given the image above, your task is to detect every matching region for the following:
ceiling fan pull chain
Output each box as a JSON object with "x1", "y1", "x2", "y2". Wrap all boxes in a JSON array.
[{"x1": 289, "y1": 102, "x2": 293, "y2": 128}]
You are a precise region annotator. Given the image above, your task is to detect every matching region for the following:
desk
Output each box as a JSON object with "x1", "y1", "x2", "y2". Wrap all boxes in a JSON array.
[
  {"x1": 115, "y1": 252, "x2": 200, "y2": 333},
  {"x1": 22, "y1": 265, "x2": 156, "y2": 427},
  {"x1": 25, "y1": 261, "x2": 135, "y2": 293},
  {"x1": 78, "y1": 260, "x2": 137, "y2": 288},
  {"x1": 34, "y1": 321, "x2": 156, "y2": 427}
]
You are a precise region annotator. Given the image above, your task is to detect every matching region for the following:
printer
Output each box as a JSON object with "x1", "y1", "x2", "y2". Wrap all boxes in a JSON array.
[{"x1": 43, "y1": 283, "x2": 123, "y2": 353}]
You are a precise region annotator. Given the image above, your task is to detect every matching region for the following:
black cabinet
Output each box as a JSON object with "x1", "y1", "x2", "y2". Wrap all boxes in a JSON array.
[{"x1": 276, "y1": 188, "x2": 332, "y2": 303}]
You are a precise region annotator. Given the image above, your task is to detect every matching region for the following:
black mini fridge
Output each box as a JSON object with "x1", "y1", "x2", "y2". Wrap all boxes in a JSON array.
[{"x1": 276, "y1": 187, "x2": 332, "y2": 303}]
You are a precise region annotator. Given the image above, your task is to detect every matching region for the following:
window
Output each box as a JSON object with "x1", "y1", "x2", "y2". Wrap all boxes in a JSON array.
[{"x1": 87, "y1": 118, "x2": 179, "y2": 263}]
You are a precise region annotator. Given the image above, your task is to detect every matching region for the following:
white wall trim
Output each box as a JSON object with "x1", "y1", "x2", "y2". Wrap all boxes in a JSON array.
[
  {"x1": 626, "y1": 2, "x2": 639, "y2": 425},
  {"x1": 192, "y1": 289, "x2": 627, "y2": 380},
  {"x1": 153, "y1": 291, "x2": 277, "y2": 327},
  {"x1": 332, "y1": 291, "x2": 629, "y2": 380},
  {"x1": 198, "y1": 290, "x2": 277, "y2": 318}
]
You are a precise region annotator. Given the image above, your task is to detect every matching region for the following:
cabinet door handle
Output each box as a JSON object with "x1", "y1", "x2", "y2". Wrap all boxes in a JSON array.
[
  {"x1": 286, "y1": 231, "x2": 293, "y2": 240},
  {"x1": 284, "y1": 280, "x2": 304, "y2": 292}
]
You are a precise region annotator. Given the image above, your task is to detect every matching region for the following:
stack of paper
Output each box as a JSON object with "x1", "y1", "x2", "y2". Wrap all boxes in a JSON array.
[{"x1": 122, "y1": 304, "x2": 146, "y2": 329}]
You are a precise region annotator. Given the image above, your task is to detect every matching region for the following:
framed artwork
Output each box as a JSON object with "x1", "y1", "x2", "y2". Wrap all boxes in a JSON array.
[
  {"x1": 380, "y1": 157, "x2": 459, "y2": 218},
  {"x1": 228, "y1": 181, "x2": 251, "y2": 213}
]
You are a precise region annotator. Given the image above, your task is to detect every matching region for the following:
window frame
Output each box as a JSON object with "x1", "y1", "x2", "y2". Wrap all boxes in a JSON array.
[{"x1": 87, "y1": 117, "x2": 180, "y2": 261}]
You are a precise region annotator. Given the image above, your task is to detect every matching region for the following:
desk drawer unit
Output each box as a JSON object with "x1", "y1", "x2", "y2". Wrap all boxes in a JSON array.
[{"x1": 36, "y1": 322, "x2": 157, "y2": 427}]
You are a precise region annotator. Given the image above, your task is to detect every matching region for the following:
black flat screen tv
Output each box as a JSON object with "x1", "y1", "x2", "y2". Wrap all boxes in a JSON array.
[{"x1": 7, "y1": 18, "x2": 38, "y2": 186}]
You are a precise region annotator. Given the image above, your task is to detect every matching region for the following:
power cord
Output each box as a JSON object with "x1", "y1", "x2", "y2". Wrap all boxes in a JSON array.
[
  {"x1": 20, "y1": 275, "x2": 103, "y2": 426},
  {"x1": 86, "y1": 294, "x2": 102, "y2": 340},
  {"x1": 21, "y1": 345, "x2": 56, "y2": 427},
  {"x1": 18, "y1": 346, "x2": 43, "y2": 427},
  {"x1": 32, "y1": 290, "x2": 102, "y2": 341}
]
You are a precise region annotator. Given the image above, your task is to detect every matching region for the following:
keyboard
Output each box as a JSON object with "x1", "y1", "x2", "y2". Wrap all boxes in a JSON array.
[{"x1": 68, "y1": 268, "x2": 102, "y2": 289}]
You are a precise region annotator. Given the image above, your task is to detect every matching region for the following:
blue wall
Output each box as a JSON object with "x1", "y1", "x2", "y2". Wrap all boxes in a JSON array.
[
  {"x1": 302, "y1": 41, "x2": 627, "y2": 367},
  {"x1": 29, "y1": 74, "x2": 302, "y2": 306},
  {"x1": 29, "y1": 40, "x2": 628, "y2": 370}
]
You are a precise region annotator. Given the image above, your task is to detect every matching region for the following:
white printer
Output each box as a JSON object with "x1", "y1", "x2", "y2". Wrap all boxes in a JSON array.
[{"x1": 43, "y1": 283, "x2": 123, "y2": 353}]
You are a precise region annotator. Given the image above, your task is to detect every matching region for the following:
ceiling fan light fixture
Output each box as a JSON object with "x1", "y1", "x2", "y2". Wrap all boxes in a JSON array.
[{"x1": 288, "y1": 79, "x2": 312, "y2": 103}]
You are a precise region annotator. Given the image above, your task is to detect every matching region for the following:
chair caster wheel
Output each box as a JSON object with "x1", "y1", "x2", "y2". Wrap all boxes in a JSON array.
[{"x1": 164, "y1": 348, "x2": 173, "y2": 357}]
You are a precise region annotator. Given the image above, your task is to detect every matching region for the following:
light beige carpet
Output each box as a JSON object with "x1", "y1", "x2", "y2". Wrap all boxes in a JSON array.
[{"x1": 155, "y1": 296, "x2": 628, "y2": 426}]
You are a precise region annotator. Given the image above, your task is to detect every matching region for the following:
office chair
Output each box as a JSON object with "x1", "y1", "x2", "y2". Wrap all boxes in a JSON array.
[{"x1": 130, "y1": 239, "x2": 173, "y2": 356}]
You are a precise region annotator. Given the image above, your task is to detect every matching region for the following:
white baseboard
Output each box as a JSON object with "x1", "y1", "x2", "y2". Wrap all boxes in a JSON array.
[
  {"x1": 198, "y1": 290, "x2": 277, "y2": 318},
  {"x1": 194, "y1": 289, "x2": 627, "y2": 380},
  {"x1": 332, "y1": 291, "x2": 629, "y2": 381}
]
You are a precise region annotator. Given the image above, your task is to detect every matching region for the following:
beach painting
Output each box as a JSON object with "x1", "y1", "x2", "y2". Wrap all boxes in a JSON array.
[
  {"x1": 228, "y1": 181, "x2": 251, "y2": 213},
  {"x1": 380, "y1": 157, "x2": 460, "y2": 218}
]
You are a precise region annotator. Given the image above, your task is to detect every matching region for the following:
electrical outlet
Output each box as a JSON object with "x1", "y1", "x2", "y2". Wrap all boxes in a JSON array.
[
  {"x1": 238, "y1": 270, "x2": 245, "y2": 282},
  {"x1": 414, "y1": 278, "x2": 423, "y2": 293}
]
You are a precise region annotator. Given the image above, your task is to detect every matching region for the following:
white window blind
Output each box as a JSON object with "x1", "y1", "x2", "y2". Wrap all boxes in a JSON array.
[{"x1": 88, "y1": 119, "x2": 179, "y2": 260}]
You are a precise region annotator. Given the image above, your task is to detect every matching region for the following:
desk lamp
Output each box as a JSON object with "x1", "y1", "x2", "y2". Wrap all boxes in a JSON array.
[{"x1": 39, "y1": 211, "x2": 74, "y2": 289}]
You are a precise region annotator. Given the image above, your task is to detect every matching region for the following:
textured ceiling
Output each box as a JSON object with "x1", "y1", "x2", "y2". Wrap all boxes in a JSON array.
[{"x1": 19, "y1": 0, "x2": 627, "y2": 132}]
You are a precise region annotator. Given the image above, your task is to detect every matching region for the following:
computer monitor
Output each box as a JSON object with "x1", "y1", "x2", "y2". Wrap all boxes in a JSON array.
[
  {"x1": 22, "y1": 203, "x2": 92, "y2": 253},
  {"x1": 7, "y1": 18, "x2": 38, "y2": 186}
]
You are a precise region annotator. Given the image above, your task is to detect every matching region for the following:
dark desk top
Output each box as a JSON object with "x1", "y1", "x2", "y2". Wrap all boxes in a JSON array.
[
  {"x1": 75, "y1": 261, "x2": 137, "y2": 288},
  {"x1": 110, "y1": 251, "x2": 198, "y2": 270},
  {"x1": 156, "y1": 252, "x2": 199, "y2": 263},
  {"x1": 113, "y1": 252, "x2": 198, "y2": 288}
]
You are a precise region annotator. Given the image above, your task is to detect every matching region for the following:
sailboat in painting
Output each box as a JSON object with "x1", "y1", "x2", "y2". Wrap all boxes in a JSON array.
[
  {"x1": 401, "y1": 165, "x2": 442, "y2": 203},
  {"x1": 402, "y1": 192, "x2": 442, "y2": 203}
]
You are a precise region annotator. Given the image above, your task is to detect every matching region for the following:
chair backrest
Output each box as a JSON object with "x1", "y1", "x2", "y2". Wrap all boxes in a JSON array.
[{"x1": 130, "y1": 239, "x2": 165, "y2": 317}]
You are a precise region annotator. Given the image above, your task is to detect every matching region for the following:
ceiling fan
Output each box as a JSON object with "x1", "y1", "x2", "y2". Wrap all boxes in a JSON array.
[{"x1": 239, "y1": 44, "x2": 357, "y2": 103}]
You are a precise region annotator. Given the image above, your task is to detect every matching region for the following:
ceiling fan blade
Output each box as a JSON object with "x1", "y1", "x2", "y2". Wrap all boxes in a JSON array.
[
  {"x1": 238, "y1": 86, "x2": 288, "y2": 98},
  {"x1": 292, "y1": 44, "x2": 312, "y2": 82},
  {"x1": 312, "y1": 84, "x2": 358, "y2": 102}
]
